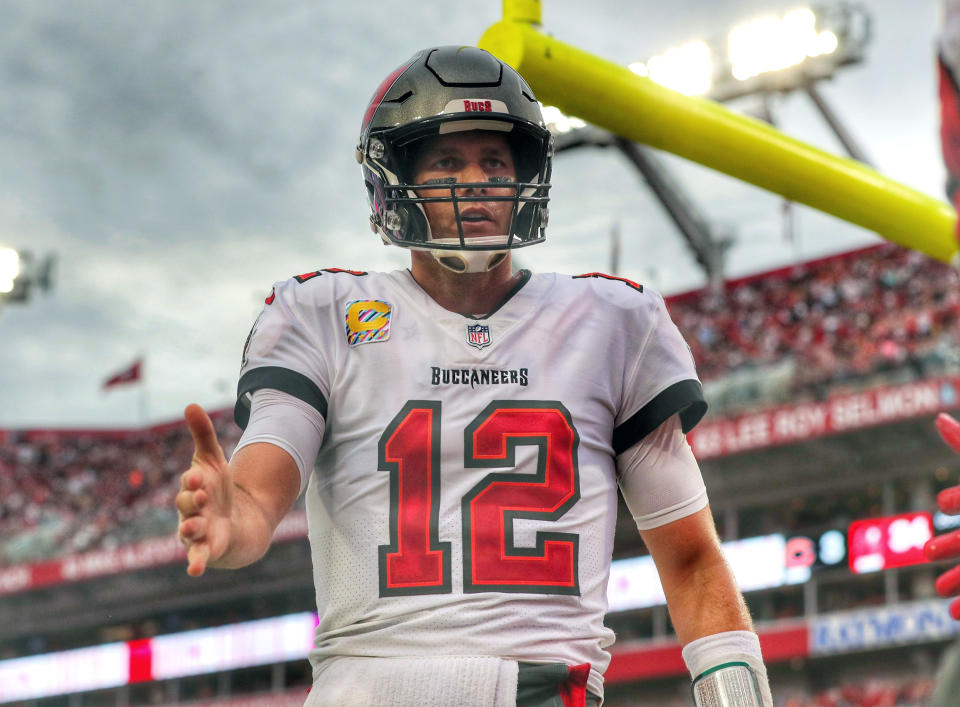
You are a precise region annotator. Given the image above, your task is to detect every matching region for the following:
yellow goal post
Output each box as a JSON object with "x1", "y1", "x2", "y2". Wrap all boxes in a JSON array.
[{"x1": 480, "y1": 1, "x2": 959, "y2": 265}]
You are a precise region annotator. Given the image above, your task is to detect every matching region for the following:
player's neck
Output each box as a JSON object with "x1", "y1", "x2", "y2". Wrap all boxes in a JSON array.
[{"x1": 409, "y1": 252, "x2": 522, "y2": 317}]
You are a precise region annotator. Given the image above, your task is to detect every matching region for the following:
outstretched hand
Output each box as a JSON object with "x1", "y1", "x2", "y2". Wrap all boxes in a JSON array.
[
  {"x1": 176, "y1": 404, "x2": 233, "y2": 576},
  {"x1": 924, "y1": 413, "x2": 960, "y2": 618}
]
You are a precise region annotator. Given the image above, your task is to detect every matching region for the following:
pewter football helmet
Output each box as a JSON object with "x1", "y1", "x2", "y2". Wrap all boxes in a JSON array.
[{"x1": 356, "y1": 46, "x2": 552, "y2": 273}]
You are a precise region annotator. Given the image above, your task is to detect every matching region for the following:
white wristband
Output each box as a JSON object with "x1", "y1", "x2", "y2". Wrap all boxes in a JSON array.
[{"x1": 682, "y1": 630, "x2": 773, "y2": 707}]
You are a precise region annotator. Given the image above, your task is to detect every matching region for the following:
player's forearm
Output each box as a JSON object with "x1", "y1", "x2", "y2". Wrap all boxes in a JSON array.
[
  {"x1": 663, "y1": 553, "x2": 754, "y2": 646},
  {"x1": 671, "y1": 559, "x2": 773, "y2": 707}
]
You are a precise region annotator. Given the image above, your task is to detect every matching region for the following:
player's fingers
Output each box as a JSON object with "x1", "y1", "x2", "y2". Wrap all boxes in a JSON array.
[
  {"x1": 937, "y1": 413, "x2": 960, "y2": 454},
  {"x1": 187, "y1": 543, "x2": 210, "y2": 577},
  {"x1": 951, "y1": 597, "x2": 960, "y2": 621},
  {"x1": 925, "y1": 530, "x2": 960, "y2": 561},
  {"x1": 176, "y1": 487, "x2": 208, "y2": 517},
  {"x1": 179, "y1": 468, "x2": 203, "y2": 492},
  {"x1": 179, "y1": 516, "x2": 206, "y2": 543},
  {"x1": 935, "y1": 564, "x2": 960, "y2": 598},
  {"x1": 939, "y1": 486, "x2": 960, "y2": 515},
  {"x1": 185, "y1": 404, "x2": 227, "y2": 465}
]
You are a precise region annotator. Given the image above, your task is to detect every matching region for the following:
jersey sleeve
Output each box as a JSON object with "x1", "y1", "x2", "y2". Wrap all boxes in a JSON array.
[
  {"x1": 616, "y1": 414, "x2": 707, "y2": 530},
  {"x1": 234, "y1": 388, "x2": 325, "y2": 496},
  {"x1": 234, "y1": 278, "x2": 331, "y2": 430},
  {"x1": 612, "y1": 289, "x2": 707, "y2": 455}
]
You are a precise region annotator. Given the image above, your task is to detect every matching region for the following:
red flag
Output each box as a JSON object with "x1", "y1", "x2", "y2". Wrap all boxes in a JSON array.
[{"x1": 102, "y1": 359, "x2": 142, "y2": 390}]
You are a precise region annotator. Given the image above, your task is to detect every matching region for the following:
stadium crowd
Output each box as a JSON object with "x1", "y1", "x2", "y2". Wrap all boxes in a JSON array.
[
  {"x1": 669, "y1": 243, "x2": 960, "y2": 409},
  {"x1": 0, "y1": 413, "x2": 242, "y2": 566}
]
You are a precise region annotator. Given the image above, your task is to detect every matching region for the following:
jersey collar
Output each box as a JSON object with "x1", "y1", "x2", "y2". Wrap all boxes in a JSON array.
[{"x1": 401, "y1": 268, "x2": 534, "y2": 321}]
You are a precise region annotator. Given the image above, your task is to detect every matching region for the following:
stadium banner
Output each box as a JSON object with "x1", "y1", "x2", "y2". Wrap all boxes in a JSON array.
[
  {"x1": 688, "y1": 376, "x2": 960, "y2": 459},
  {"x1": 809, "y1": 598, "x2": 960, "y2": 655},
  {"x1": 0, "y1": 510, "x2": 308, "y2": 596},
  {"x1": 150, "y1": 613, "x2": 315, "y2": 680},
  {"x1": 0, "y1": 614, "x2": 316, "y2": 703},
  {"x1": 0, "y1": 642, "x2": 129, "y2": 702}
]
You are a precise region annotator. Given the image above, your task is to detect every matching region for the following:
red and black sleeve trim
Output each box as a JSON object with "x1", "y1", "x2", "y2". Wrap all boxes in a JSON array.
[
  {"x1": 234, "y1": 366, "x2": 328, "y2": 429},
  {"x1": 293, "y1": 268, "x2": 368, "y2": 284},
  {"x1": 612, "y1": 379, "x2": 707, "y2": 455}
]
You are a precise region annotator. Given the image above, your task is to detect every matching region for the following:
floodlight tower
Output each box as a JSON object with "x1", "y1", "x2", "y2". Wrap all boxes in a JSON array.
[
  {"x1": 0, "y1": 247, "x2": 20, "y2": 297},
  {"x1": 0, "y1": 247, "x2": 56, "y2": 314},
  {"x1": 542, "y1": 3, "x2": 873, "y2": 290}
]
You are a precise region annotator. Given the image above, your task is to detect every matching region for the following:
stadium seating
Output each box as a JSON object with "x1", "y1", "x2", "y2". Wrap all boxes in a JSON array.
[
  {"x1": 668, "y1": 243, "x2": 960, "y2": 413},
  {"x1": 0, "y1": 413, "x2": 242, "y2": 566}
]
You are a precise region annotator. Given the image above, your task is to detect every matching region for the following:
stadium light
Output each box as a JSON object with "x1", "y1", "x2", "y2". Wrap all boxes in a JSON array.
[
  {"x1": 543, "y1": 4, "x2": 868, "y2": 125},
  {"x1": 629, "y1": 40, "x2": 713, "y2": 96},
  {"x1": 715, "y1": 3, "x2": 868, "y2": 101},
  {"x1": 0, "y1": 247, "x2": 19, "y2": 294},
  {"x1": 728, "y1": 8, "x2": 838, "y2": 81},
  {"x1": 0, "y1": 249, "x2": 55, "y2": 308},
  {"x1": 626, "y1": 4, "x2": 866, "y2": 104},
  {"x1": 540, "y1": 104, "x2": 586, "y2": 134}
]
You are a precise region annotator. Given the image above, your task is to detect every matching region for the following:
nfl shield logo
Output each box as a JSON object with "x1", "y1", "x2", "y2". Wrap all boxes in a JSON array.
[{"x1": 466, "y1": 324, "x2": 491, "y2": 349}]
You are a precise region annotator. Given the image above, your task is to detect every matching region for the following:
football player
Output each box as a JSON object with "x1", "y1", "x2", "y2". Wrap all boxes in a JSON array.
[{"x1": 176, "y1": 46, "x2": 772, "y2": 706}]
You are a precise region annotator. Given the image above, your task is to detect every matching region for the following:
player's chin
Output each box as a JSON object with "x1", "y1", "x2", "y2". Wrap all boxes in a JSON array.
[
  {"x1": 432, "y1": 215, "x2": 511, "y2": 241},
  {"x1": 461, "y1": 215, "x2": 514, "y2": 237},
  {"x1": 460, "y1": 222, "x2": 505, "y2": 238}
]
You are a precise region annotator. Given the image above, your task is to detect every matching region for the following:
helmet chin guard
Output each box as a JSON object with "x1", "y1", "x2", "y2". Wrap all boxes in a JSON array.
[
  {"x1": 357, "y1": 46, "x2": 553, "y2": 270},
  {"x1": 420, "y1": 236, "x2": 512, "y2": 273}
]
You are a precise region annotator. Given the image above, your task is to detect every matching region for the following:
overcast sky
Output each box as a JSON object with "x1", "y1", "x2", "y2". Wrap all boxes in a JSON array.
[{"x1": 0, "y1": 0, "x2": 947, "y2": 427}]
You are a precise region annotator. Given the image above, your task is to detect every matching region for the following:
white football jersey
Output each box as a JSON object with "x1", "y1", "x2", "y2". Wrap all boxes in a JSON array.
[{"x1": 235, "y1": 267, "x2": 706, "y2": 698}]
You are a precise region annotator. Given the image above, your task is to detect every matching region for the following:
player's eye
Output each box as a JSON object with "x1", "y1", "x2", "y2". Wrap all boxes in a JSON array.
[{"x1": 482, "y1": 157, "x2": 508, "y2": 169}]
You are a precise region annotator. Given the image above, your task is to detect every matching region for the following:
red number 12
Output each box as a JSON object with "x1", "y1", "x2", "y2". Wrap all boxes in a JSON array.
[{"x1": 378, "y1": 400, "x2": 580, "y2": 597}]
